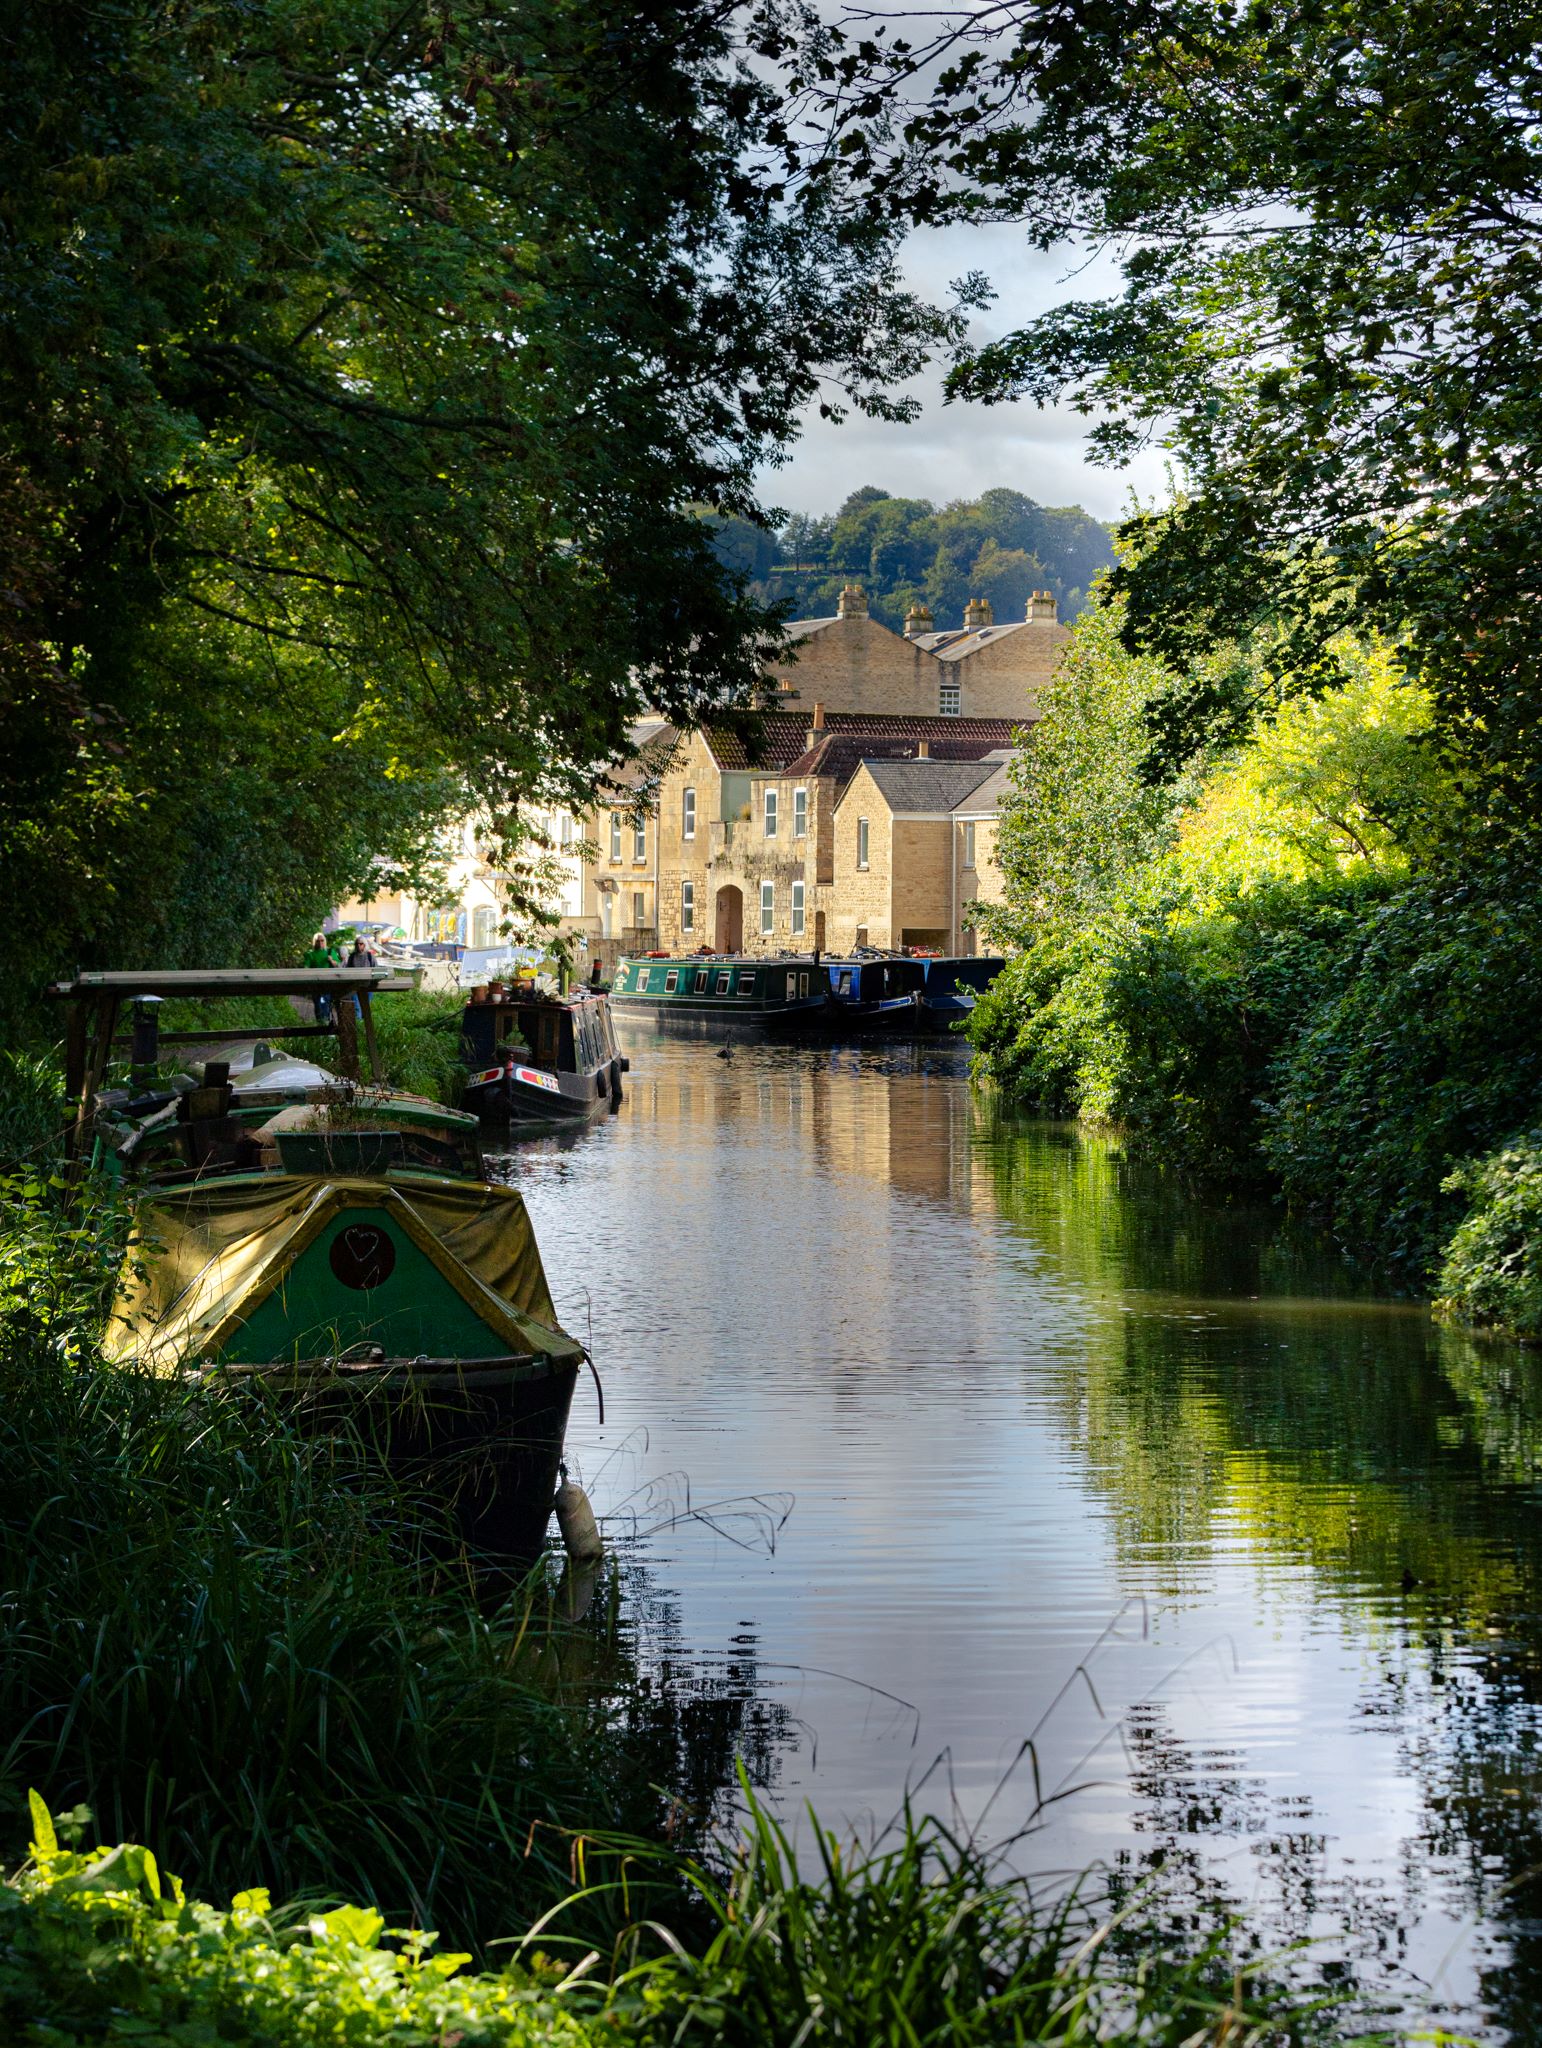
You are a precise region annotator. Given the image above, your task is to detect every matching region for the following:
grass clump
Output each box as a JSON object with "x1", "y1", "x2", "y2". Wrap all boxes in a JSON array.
[
  {"x1": 328, "y1": 986, "x2": 468, "y2": 1105},
  {"x1": 588, "y1": 1789, "x2": 1327, "y2": 2048}
]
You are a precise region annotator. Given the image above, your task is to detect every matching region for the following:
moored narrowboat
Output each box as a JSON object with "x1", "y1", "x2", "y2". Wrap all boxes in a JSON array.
[
  {"x1": 824, "y1": 955, "x2": 926, "y2": 1031},
  {"x1": 610, "y1": 954, "x2": 827, "y2": 1033},
  {"x1": 917, "y1": 955, "x2": 1006, "y2": 1027},
  {"x1": 459, "y1": 986, "x2": 627, "y2": 1126},
  {"x1": 51, "y1": 969, "x2": 589, "y2": 1562}
]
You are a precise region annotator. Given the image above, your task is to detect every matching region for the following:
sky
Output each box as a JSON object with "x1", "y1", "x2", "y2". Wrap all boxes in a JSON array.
[{"x1": 756, "y1": 222, "x2": 1175, "y2": 529}]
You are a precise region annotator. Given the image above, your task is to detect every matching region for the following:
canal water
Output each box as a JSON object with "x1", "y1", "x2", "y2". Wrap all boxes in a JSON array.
[{"x1": 498, "y1": 1027, "x2": 1542, "y2": 2038}]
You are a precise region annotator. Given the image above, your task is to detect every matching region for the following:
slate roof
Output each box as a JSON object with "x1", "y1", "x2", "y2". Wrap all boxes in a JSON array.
[
  {"x1": 705, "y1": 712, "x2": 1018, "y2": 773},
  {"x1": 949, "y1": 759, "x2": 1018, "y2": 816},
  {"x1": 855, "y1": 758, "x2": 1005, "y2": 815},
  {"x1": 597, "y1": 724, "x2": 679, "y2": 800},
  {"x1": 910, "y1": 622, "x2": 1044, "y2": 663}
]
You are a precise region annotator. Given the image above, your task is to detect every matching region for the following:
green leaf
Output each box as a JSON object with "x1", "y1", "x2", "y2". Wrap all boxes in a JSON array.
[{"x1": 27, "y1": 1789, "x2": 56, "y2": 1859}]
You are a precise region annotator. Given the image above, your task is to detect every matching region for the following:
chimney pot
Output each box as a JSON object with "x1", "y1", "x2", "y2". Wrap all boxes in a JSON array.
[{"x1": 811, "y1": 701, "x2": 826, "y2": 731}]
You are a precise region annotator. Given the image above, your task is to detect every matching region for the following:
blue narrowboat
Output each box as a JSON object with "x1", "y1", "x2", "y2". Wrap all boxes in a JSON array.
[
  {"x1": 824, "y1": 955, "x2": 926, "y2": 1031},
  {"x1": 917, "y1": 956, "x2": 1005, "y2": 1027}
]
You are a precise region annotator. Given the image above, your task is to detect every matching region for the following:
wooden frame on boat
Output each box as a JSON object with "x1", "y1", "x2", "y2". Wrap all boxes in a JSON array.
[{"x1": 45, "y1": 967, "x2": 417, "y2": 1162}]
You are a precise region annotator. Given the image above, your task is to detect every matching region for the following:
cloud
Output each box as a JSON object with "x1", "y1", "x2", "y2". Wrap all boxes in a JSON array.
[{"x1": 755, "y1": 224, "x2": 1174, "y2": 525}]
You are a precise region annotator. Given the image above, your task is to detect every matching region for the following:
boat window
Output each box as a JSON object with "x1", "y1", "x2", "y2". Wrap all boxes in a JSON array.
[
  {"x1": 665, "y1": 969, "x2": 679, "y2": 992},
  {"x1": 738, "y1": 971, "x2": 757, "y2": 995},
  {"x1": 785, "y1": 972, "x2": 796, "y2": 999},
  {"x1": 838, "y1": 969, "x2": 853, "y2": 994},
  {"x1": 694, "y1": 968, "x2": 709, "y2": 993},
  {"x1": 715, "y1": 971, "x2": 732, "y2": 995},
  {"x1": 799, "y1": 973, "x2": 810, "y2": 997},
  {"x1": 640, "y1": 968, "x2": 652, "y2": 992}
]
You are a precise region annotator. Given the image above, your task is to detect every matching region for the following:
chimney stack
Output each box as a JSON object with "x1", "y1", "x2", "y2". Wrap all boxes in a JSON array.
[
  {"x1": 916, "y1": 739, "x2": 931, "y2": 759},
  {"x1": 837, "y1": 583, "x2": 868, "y2": 619},
  {"x1": 963, "y1": 595, "x2": 994, "y2": 631},
  {"x1": 903, "y1": 601, "x2": 934, "y2": 639},
  {"x1": 1026, "y1": 590, "x2": 1058, "y2": 621}
]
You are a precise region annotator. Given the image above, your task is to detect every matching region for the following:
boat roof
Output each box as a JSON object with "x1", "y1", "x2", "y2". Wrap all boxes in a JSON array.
[{"x1": 48, "y1": 968, "x2": 416, "y2": 999}]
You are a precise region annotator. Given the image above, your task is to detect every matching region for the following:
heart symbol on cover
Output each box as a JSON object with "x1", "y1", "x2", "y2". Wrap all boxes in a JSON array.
[{"x1": 328, "y1": 1222, "x2": 397, "y2": 1291}]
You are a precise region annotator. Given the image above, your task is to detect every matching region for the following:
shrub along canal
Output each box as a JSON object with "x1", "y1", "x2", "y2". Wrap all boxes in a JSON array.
[{"x1": 495, "y1": 1025, "x2": 1542, "y2": 2036}]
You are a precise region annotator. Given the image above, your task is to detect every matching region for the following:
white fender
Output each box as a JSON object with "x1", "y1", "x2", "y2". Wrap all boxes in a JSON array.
[{"x1": 554, "y1": 1478, "x2": 603, "y2": 1563}]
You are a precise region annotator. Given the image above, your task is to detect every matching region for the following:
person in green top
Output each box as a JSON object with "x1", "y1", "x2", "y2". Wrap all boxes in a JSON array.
[{"x1": 302, "y1": 933, "x2": 333, "y2": 1023}]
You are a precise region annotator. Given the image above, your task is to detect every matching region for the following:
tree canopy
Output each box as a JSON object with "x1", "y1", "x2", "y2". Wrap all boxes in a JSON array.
[
  {"x1": 0, "y1": 0, "x2": 955, "y2": 1005},
  {"x1": 758, "y1": 485, "x2": 1112, "y2": 628},
  {"x1": 787, "y1": 0, "x2": 1542, "y2": 814}
]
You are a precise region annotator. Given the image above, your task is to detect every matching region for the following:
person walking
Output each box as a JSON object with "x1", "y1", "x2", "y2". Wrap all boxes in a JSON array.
[{"x1": 303, "y1": 932, "x2": 333, "y2": 1024}]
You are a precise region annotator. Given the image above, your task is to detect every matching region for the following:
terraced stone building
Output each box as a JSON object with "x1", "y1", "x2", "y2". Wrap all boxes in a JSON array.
[{"x1": 578, "y1": 584, "x2": 1068, "y2": 963}]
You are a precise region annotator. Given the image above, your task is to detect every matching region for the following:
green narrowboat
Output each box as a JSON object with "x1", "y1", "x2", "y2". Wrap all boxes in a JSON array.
[
  {"x1": 609, "y1": 954, "x2": 828, "y2": 1033},
  {"x1": 51, "y1": 969, "x2": 588, "y2": 1562}
]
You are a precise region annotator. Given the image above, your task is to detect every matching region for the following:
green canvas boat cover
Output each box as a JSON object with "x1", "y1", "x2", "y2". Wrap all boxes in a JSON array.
[{"x1": 102, "y1": 1175, "x2": 582, "y2": 1374}]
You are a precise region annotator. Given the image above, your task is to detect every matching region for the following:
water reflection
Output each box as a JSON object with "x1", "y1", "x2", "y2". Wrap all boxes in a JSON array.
[{"x1": 497, "y1": 1031, "x2": 1542, "y2": 2039}]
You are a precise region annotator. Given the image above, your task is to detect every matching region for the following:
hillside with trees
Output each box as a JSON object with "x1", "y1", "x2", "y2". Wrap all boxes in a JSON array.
[{"x1": 708, "y1": 486, "x2": 1114, "y2": 630}]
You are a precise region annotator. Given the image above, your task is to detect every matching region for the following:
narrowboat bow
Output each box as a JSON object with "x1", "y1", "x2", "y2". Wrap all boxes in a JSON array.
[{"x1": 460, "y1": 985, "x2": 628, "y2": 1126}]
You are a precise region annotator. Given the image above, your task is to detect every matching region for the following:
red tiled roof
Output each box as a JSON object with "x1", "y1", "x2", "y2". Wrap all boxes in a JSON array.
[{"x1": 705, "y1": 712, "x2": 1020, "y2": 772}]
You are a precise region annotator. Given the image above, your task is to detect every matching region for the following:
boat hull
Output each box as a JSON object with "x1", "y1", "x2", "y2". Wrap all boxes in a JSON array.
[
  {"x1": 462, "y1": 1058, "x2": 622, "y2": 1127},
  {"x1": 609, "y1": 994, "x2": 829, "y2": 1037},
  {"x1": 210, "y1": 1350, "x2": 580, "y2": 1561}
]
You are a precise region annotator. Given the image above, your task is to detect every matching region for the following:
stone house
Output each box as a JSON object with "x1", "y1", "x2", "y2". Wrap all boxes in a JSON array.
[
  {"x1": 770, "y1": 582, "x2": 1065, "y2": 721},
  {"x1": 582, "y1": 585, "x2": 1064, "y2": 964}
]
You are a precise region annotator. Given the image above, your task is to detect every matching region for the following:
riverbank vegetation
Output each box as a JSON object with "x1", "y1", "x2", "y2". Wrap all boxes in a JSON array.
[{"x1": 968, "y1": 590, "x2": 1542, "y2": 1324}]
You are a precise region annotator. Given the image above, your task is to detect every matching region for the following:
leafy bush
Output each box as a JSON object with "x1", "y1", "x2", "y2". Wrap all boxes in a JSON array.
[
  {"x1": 1437, "y1": 1134, "x2": 1542, "y2": 1341},
  {"x1": 1, "y1": 1799, "x2": 593, "y2": 2048},
  {"x1": 973, "y1": 876, "x2": 1387, "y2": 1187},
  {"x1": 1263, "y1": 867, "x2": 1542, "y2": 1273}
]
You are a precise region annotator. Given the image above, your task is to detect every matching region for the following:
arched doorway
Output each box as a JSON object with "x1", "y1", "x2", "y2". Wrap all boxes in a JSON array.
[{"x1": 714, "y1": 884, "x2": 743, "y2": 953}]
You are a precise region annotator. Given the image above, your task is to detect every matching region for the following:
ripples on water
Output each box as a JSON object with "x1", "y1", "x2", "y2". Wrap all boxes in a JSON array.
[{"x1": 492, "y1": 1026, "x2": 1542, "y2": 2039}]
